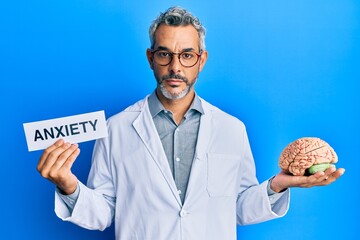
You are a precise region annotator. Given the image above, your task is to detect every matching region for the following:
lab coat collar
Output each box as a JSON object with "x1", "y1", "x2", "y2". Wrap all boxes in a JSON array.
[
  {"x1": 183, "y1": 99, "x2": 213, "y2": 205},
  {"x1": 131, "y1": 96, "x2": 182, "y2": 206},
  {"x1": 130, "y1": 95, "x2": 215, "y2": 206}
]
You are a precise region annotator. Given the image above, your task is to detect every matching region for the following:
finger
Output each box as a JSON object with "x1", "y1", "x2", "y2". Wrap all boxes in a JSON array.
[
  {"x1": 335, "y1": 168, "x2": 346, "y2": 176},
  {"x1": 308, "y1": 168, "x2": 345, "y2": 187},
  {"x1": 50, "y1": 144, "x2": 79, "y2": 172},
  {"x1": 296, "y1": 172, "x2": 325, "y2": 187},
  {"x1": 60, "y1": 146, "x2": 80, "y2": 171},
  {"x1": 316, "y1": 167, "x2": 338, "y2": 184},
  {"x1": 324, "y1": 166, "x2": 337, "y2": 176},
  {"x1": 39, "y1": 142, "x2": 73, "y2": 177},
  {"x1": 48, "y1": 145, "x2": 80, "y2": 186},
  {"x1": 37, "y1": 139, "x2": 64, "y2": 171},
  {"x1": 311, "y1": 166, "x2": 336, "y2": 182},
  {"x1": 314, "y1": 172, "x2": 329, "y2": 184},
  {"x1": 308, "y1": 171, "x2": 325, "y2": 184},
  {"x1": 327, "y1": 168, "x2": 345, "y2": 181}
]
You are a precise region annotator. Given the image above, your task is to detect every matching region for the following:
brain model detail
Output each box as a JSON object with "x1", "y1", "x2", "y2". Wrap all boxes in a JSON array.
[{"x1": 279, "y1": 137, "x2": 338, "y2": 176}]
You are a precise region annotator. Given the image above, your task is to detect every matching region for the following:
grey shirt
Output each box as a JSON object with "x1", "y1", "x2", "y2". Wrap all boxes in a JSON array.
[{"x1": 148, "y1": 91, "x2": 203, "y2": 203}]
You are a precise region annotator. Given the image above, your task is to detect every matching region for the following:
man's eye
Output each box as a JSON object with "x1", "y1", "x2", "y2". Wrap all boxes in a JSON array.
[
  {"x1": 157, "y1": 52, "x2": 171, "y2": 58},
  {"x1": 181, "y1": 53, "x2": 194, "y2": 59}
]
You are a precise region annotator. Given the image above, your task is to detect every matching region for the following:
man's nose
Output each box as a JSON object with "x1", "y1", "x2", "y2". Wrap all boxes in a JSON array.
[{"x1": 168, "y1": 55, "x2": 182, "y2": 73}]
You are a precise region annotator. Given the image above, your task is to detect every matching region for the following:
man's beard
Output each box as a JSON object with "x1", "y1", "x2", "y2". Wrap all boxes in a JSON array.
[{"x1": 156, "y1": 73, "x2": 196, "y2": 100}]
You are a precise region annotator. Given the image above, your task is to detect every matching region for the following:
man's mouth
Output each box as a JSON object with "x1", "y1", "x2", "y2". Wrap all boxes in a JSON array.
[{"x1": 165, "y1": 79, "x2": 183, "y2": 86}]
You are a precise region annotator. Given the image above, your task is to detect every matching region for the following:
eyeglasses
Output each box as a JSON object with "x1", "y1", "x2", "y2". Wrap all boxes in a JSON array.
[{"x1": 151, "y1": 49, "x2": 202, "y2": 68}]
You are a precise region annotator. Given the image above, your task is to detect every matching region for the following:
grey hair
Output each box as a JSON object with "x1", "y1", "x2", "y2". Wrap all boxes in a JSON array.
[{"x1": 149, "y1": 6, "x2": 206, "y2": 51}]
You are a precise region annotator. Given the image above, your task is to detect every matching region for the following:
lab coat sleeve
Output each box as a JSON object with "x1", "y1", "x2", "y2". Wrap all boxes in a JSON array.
[
  {"x1": 236, "y1": 128, "x2": 290, "y2": 225},
  {"x1": 54, "y1": 137, "x2": 116, "y2": 231}
]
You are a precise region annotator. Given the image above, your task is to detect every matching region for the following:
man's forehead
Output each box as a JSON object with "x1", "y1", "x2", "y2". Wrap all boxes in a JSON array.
[{"x1": 154, "y1": 24, "x2": 199, "y2": 50}]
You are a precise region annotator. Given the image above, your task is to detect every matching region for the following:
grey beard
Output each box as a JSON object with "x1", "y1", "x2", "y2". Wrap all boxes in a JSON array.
[
  {"x1": 159, "y1": 83, "x2": 191, "y2": 100},
  {"x1": 156, "y1": 73, "x2": 195, "y2": 100}
]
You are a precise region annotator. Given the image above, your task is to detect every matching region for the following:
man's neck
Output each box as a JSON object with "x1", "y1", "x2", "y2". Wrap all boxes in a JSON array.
[{"x1": 156, "y1": 89, "x2": 195, "y2": 125}]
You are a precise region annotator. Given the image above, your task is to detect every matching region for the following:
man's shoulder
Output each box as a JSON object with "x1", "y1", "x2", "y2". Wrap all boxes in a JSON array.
[
  {"x1": 106, "y1": 96, "x2": 148, "y2": 124},
  {"x1": 200, "y1": 97, "x2": 245, "y2": 129}
]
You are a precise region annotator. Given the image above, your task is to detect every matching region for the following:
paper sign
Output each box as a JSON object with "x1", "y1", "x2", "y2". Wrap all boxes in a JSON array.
[{"x1": 23, "y1": 110, "x2": 108, "y2": 151}]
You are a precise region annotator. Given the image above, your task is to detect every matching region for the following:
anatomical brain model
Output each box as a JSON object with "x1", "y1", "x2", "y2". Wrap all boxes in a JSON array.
[{"x1": 279, "y1": 137, "x2": 338, "y2": 176}]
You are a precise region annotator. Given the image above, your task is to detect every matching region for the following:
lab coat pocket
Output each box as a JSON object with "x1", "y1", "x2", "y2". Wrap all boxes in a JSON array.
[{"x1": 207, "y1": 153, "x2": 241, "y2": 197}]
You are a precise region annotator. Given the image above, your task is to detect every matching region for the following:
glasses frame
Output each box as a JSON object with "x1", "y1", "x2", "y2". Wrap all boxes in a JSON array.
[{"x1": 151, "y1": 49, "x2": 202, "y2": 68}]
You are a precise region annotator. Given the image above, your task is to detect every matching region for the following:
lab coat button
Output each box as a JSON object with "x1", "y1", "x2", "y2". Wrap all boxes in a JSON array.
[{"x1": 179, "y1": 210, "x2": 188, "y2": 217}]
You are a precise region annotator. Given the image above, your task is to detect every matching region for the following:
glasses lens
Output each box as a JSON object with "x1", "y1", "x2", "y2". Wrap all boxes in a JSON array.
[
  {"x1": 179, "y1": 52, "x2": 199, "y2": 67},
  {"x1": 154, "y1": 51, "x2": 172, "y2": 66}
]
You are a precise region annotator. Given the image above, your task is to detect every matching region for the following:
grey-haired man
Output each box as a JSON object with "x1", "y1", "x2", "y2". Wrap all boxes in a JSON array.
[{"x1": 37, "y1": 7, "x2": 344, "y2": 240}]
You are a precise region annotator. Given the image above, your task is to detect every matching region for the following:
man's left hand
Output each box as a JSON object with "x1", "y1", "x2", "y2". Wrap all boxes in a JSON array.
[{"x1": 270, "y1": 167, "x2": 345, "y2": 193}]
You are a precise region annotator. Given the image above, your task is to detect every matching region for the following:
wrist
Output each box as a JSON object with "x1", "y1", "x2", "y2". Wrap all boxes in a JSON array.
[
  {"x1": 58, "y1": 179, "x2": 78, "y2": 195},
  {"x1": 270, "y1": 175, "x2": 287, "y2": 193}
]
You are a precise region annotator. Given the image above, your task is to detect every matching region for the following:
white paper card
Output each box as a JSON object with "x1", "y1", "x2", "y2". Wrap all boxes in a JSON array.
[{"x1": 23, "y1": 110, "x2": 108, "y2": 151}]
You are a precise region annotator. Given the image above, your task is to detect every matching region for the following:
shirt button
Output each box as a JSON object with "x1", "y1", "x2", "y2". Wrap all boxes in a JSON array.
[
  {"x1": 176, "y1": 157, "x2": 180, "y2": 162},
  {"x1": 178, "y1": 190, "x2": 182, "y2": 195}
]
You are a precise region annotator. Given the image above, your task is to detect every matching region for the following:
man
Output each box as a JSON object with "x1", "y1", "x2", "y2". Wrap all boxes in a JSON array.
[{"x1": 37, "y1": 6, "x2": 345, "y2": 240}]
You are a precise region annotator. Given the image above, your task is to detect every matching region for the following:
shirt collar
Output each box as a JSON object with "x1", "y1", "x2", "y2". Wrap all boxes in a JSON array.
[{"x1": 148, "y1": 90, "x2": 204, "y2": 118}]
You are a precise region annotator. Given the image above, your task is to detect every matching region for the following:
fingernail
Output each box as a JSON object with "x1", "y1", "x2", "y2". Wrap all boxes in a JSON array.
[
  {"x1": 55, "y1": 139, "x2": 63, "y2": 146},
  {"x1": 70, "y1": 143, "x2": 78, "y2": 149}
]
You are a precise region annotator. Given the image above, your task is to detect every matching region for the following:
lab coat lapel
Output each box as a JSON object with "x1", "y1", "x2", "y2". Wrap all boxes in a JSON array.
[
  {"x1": 184, "y1": 100, "x2": 213, "y2": 204},
  {"x1": 132, "y1": 99, "x2": 182, "y2": 206}
]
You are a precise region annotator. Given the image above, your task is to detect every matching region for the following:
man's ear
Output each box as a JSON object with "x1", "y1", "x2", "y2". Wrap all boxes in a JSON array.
[
  {"x1": 198, "y1": 50, "x2": 208, "y2": 72},
  {"x1": 146, "y1": 48, "x2": 154, "y2": 70}
]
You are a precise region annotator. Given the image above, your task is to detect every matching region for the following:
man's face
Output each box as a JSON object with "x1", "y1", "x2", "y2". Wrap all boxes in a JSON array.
[{"x1": 146, "y1": 24, "x2": 208, "y2": 100}]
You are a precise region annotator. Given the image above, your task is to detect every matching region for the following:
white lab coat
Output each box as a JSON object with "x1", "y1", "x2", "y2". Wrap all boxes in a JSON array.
[{"x1": 55, "y1": 95, "x2": 290, "y2": 240}]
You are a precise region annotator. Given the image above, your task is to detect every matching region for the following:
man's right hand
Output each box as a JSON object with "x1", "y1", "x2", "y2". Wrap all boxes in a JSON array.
[{"x1": 37, "y1": 139, "x2": 80, "y2": 195}]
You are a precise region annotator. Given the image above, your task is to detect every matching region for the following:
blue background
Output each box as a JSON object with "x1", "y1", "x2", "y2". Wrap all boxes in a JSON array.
[{"x1": 1, "y1": 0, "x2": 359, "y2": 239}]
